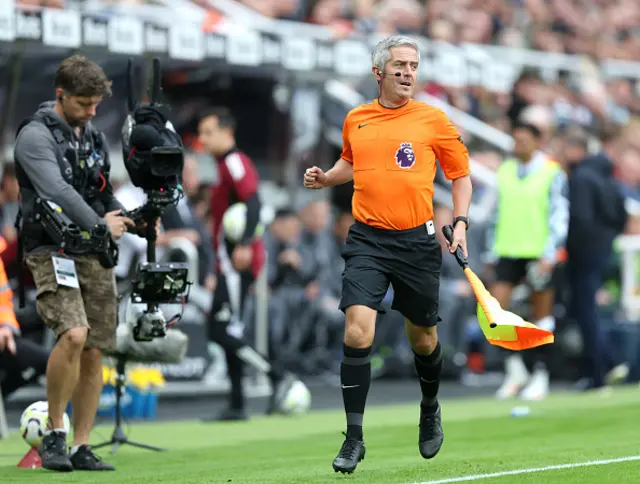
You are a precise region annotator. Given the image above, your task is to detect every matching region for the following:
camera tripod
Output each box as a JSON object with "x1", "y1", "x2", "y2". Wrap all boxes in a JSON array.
[{"x1": 92, "y1": 355, "x2": 166, "y2": 455}]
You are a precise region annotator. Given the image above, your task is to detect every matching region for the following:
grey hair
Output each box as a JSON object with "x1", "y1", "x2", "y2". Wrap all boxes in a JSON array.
[{"x1": 371, "y1": 35, "x2": 420, "y2": 71}]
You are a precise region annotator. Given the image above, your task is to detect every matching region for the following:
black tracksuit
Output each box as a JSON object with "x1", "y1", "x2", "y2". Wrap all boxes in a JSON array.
[{"x1": 566, "y1": 153, "x2": 627, "y2": 387}]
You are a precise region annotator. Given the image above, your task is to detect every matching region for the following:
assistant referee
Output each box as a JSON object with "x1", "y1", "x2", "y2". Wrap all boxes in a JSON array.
[{"x1": 304, "y1": 35, "x2": 472, "y2": 474}]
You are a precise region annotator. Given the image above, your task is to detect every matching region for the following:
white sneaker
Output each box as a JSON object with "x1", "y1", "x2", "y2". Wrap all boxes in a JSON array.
[
  {"x1": 496, "y1": 355, "x2": 530, "y2": 400},
  {"x1": 605, "y1": 364, "x2": 629, "y2": 386},
  {"x1": 519, "y1": 368, "x2": 549, "y2": 401}
]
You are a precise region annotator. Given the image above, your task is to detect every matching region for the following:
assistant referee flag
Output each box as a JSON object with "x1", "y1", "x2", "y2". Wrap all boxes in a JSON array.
[{"x1": 442, "y1": 225, "x2": 554, "y2": 350}]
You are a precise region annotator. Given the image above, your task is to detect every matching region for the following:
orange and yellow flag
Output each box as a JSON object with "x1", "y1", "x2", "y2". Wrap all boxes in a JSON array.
[
  {"x1": 442, "y1": 224, "x2": 554, "y2": 351},
  {"x1": 464, "y1": 267, "x2": 554, "y2": 350}
]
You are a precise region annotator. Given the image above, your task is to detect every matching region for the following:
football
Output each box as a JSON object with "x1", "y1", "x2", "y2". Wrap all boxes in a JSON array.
[
  {"x1": 278, "y1": 379, "x2": 312, "y2": 415},
  {"x1": 19, "y1": 401, "x2": 71, "y2": 448},
  {"x1": 222, "y1": 202, "x2": 265, "y2": 243}
]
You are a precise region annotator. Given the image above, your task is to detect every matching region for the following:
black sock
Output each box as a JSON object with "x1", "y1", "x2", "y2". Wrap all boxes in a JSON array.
[
  {"x1": 341, "y1": 344, "x2": 372, "y2": 441},
  {"x1": 226, "y1": 351, "x2": 244, "y2": 410},
  {"x1": 414, "y1": 342, "x2": 443, "y2": 409},
  {"x1": 268, "y1": 332, "x2": 286, "y2": 383}
]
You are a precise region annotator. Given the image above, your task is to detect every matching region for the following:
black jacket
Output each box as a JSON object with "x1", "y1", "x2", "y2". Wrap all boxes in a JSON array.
[{"x1": 567, "y1": 153, "x2": 627, "y2": 261}]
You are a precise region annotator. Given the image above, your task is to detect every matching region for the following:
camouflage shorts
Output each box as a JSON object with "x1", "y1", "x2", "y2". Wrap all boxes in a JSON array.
[{"x1": 26, "y1": 252, "x2": 118, "y2": 351}]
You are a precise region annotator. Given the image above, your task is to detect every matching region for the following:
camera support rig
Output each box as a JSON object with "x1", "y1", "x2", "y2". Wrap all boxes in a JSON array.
[
  {"x1": 121, "y1": 55, "x2": 190, "y2": 343},
  {"x1": 93, "y1": 57, "x2": 191, "y2": 456},
  {"x1": 127, "y1": 189, "x2": 191, "y2": 342}
]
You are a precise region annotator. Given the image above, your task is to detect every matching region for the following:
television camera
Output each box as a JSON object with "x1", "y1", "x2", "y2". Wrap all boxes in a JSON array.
[{"x1": 120, "y1": 57, "x2": 191, "y2": 342}]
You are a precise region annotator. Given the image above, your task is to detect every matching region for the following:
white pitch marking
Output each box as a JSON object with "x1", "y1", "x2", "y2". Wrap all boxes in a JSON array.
[{"x1": 412, "y1": 455, "x2": 640, "y2": 484}]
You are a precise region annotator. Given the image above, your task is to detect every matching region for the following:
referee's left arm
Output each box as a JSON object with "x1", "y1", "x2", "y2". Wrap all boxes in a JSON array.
[{"x1": 432, "y1": 110, "x2": 472, "y2": 223}]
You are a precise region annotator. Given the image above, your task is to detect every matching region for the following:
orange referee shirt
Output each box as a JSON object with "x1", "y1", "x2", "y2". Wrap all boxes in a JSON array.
[{"x1": 341, "y1": 99, "x2": 470, "y2": 230}]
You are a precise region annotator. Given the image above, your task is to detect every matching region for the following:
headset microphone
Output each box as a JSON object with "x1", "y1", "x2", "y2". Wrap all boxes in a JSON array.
[{"x1": 379, "y1": 71, "x2": 402, "y2": 77}]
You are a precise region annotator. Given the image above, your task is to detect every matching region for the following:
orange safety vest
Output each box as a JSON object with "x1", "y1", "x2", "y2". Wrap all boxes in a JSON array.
[{"x1": 0, "y1": 236, "x2": 19, "y2": 332}]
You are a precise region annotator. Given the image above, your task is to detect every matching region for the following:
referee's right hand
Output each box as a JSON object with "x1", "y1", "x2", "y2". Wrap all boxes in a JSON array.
[{"x1": 304, "y1": 166, "x2": 328, "y2": 189}]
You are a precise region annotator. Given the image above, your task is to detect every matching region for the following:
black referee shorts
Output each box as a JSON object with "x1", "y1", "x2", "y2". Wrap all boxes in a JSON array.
[{"x1": 339, "y1": 220, "x2": 442, "y2": 327}]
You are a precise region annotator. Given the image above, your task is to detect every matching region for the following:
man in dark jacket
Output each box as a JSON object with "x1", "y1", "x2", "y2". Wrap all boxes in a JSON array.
[{"x1": 564, "y1": 128, "x2": 628, "y2": 390}]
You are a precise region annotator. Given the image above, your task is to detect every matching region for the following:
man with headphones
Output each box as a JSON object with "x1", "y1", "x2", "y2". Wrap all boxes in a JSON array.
[
  {"x1": 304, "y1": 35, "x2": 472, "y2": 474},
  {"x1": 13, "y1": 56, "x2": 140, "y2": 472}
]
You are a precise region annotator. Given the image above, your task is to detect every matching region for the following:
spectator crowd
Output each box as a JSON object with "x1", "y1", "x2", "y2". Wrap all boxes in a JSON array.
[{"x1": 19, "y1": 0, "x2": 640, "y2": 62}]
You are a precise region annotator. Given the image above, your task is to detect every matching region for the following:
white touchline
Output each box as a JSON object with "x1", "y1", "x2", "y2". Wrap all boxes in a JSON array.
[{"x1": 411, "y1": 455, "x2": 640, "y2": 484}]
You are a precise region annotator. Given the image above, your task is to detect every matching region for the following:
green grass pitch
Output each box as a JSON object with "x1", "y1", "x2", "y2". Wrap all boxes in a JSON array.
[{"x1": 1, "y1": 387, "x2": 639, "y2": 483}]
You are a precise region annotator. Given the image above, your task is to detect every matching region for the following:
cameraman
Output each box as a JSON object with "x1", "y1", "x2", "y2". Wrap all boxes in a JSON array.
[{"x1": 14, "y1": 56, "x2": 136, "y2": 472}]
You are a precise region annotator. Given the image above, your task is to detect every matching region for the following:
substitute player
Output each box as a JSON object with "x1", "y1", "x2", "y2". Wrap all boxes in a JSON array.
[
  {"x1": 198, "y1": 108, "x2": 294, "y2": 421},
  {"x1": 484, "y1": 122, "x2": 569, "y2": 401},
  {"x1": 304, "y1": 35, "x2": 472, "y2": 474}
]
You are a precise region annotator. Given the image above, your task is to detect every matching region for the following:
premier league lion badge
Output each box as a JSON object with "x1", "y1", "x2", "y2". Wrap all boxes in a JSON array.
[{"x1": 395, "y1": 142, "x2": 416, "y2": 169}]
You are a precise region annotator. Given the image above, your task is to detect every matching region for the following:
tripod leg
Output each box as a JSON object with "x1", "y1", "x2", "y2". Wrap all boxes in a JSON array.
[
  {"x1": 109, "y1": 441, "x2": 121, "y2": 455},
  {"x1": 93, "y1": 357, "x2": 128, "y2": 451},
  {"x1": 92, "y1": 356, "x2": 168, "y2": 453},
  {"x1": 121, "y1": 440, "x2": 166, "y2": 452},
  {"x1": 91, "y1": 440, "x2": 113, "y2": 450}
]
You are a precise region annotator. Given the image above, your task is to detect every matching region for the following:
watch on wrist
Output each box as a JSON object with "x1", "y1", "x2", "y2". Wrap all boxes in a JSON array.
[{"x1": 453, "y1": 216, "x2": 470, "y2": 230}]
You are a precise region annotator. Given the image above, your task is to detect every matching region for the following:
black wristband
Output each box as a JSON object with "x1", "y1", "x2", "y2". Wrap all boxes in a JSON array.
[{"x1": 453, "y1": 216, "x2": 469, "y2": 230}]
